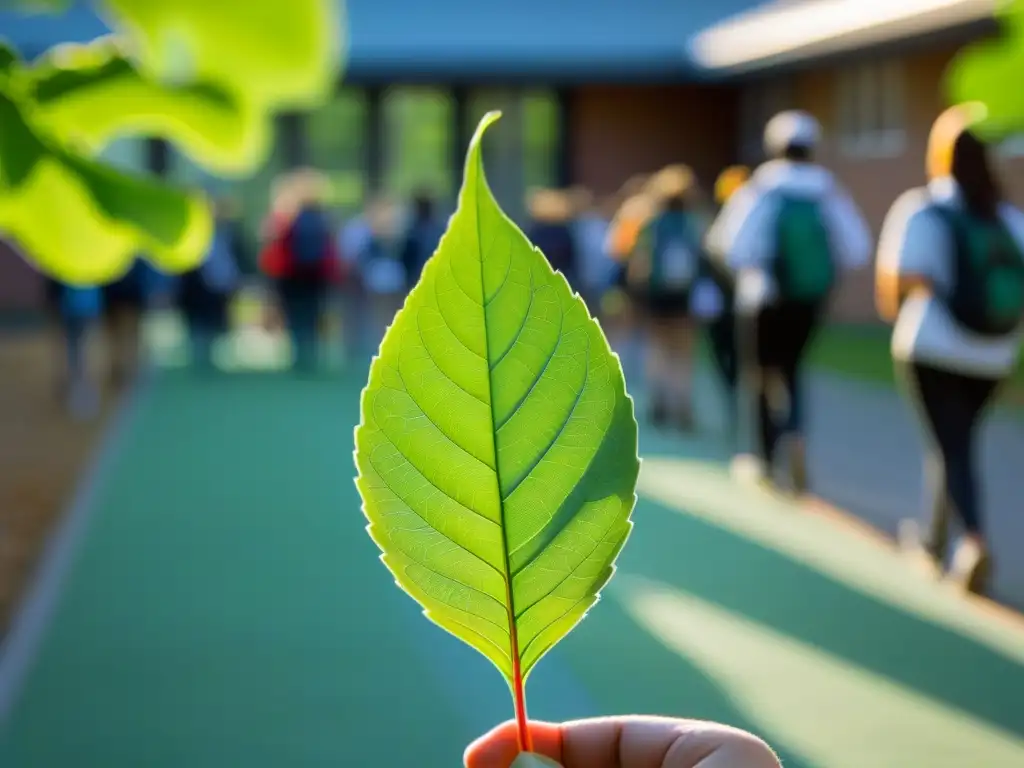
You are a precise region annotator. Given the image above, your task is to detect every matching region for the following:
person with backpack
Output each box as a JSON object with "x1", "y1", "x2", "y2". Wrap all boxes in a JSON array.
[
  {"x1": 606, "y1": 184, "x2": 657, "y2": 381},
  {"x1": 399, "y1": 191, "x2": 445, "y2": 291},
  {"x1": 876, "y1": 103, "x2": 1024, "y2": 594},
  {"x1": 101, "y1": 257, "x2": 163, "y2": 389},
  {"x1": 570, "y1": 187, "x2": 617, "y2": 316},
  {"x1": 527, "y1": 189, "x2": 579, "y2": 291},
  {"x1": 713, "y1": 111, "x2": 871, "y2": 493},
  {"x1": 57, "y1": 281, "x2": 103, "y2": 420},
  {"x1": 630, "y1": 165, "x2": 707, "y2": 429},
  {"x1": 178, "y1": 197, "x2": 243, "y2": 370},
  {"x1": 259, "y1": 169, "x2": 342, "y2": 372},
  {"x1": 699, "y1": 165, "x2": 751, "y2": 449},
  {"x1": 359, "y1": 196, "x2": 406, "y2": 348}
]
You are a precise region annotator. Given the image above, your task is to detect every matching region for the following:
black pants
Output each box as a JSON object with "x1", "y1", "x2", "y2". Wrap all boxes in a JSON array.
[
  {"x1": 898, "y1": 362, "x2": 1000, "y2": 555},
  {"x1": 278, "y1": 276, "x2": 326, "y2": 370},
  {"x1": 739, "y1": 300, "x2": 822, "y2": 466},
  {"x1": 707, "y1": 310, "x2": 739, "y2": 438},
  {"x1": 180, "y1": 270, "x2": 231, "y2": 368}
]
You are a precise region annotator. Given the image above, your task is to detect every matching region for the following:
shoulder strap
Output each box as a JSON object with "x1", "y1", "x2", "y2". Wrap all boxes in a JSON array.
[{"x1": 928, "y1": 199, "x2": 969, "y2": 259}]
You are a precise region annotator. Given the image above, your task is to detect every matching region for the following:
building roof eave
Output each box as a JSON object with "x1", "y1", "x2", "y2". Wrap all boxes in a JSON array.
[{"x1": 687, "y1": 0, "x2": 999, "y2": 75}]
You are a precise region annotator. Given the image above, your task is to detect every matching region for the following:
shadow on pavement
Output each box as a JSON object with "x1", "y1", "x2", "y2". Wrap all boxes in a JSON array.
[{"x1": 619, "y1": 494, "x2": 1024, "y2": 738}]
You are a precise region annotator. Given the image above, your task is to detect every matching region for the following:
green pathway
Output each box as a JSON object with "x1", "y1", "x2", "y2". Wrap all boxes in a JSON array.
[{"x1": 1, "y1": 366, "x2": 1024, "y2": 767}]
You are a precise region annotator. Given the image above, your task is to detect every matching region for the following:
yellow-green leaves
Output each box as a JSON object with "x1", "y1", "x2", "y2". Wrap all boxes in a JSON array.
[
  {"x1": 0, "y1": 88, "x2": 210, "y2": 284},
  {"x1": 26, "y1": 37, "x2": 266, "y2": 175},
  {"x1": 0, "y1": 0, "x2": 343, "y2": 283},
  {"x1": 101, "y1": 0, "x2": 343, "y2": 110},
  {"x1": 946, "y1": 0, "x2": 1024, "y2": 139},
  {"x1": 354, "y1": 113, "x2": 639, "y2": 729}
]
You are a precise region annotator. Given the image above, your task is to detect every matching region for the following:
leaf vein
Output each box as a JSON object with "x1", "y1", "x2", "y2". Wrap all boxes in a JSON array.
[
  {"x1": 502, "y1": 332, "x2": 592, "y2": 500},
  {"x1": 494, "y1": 293, "x2": 565, "y2": 432},
  {"x1": 413, "y1": 317, "x2": 488, "y2": 407},
  {"x1": 484, "y1": 230, "x2": 514, "y2": 307},
  {"x1": 519, "y1": 594, "x2": 593, "y2": 664},
  {"x1": 397, "y1": 556, "x2": 510, "y2": 631},
  {"x1": 388, "y1": 361, "x2": 493, "y2": 470},
  {"x1": 514, "y1": 506, "x2": 624, "y2": 617},
  {"x1": 489, "y1": 267, "x2": 535, "y2": 371},
  {"x1": 432, "y1": 264, "x2": 487, "y2": 362},
  {"x1": 368, "y1": 422, "x2": 500, "y2": 534}
]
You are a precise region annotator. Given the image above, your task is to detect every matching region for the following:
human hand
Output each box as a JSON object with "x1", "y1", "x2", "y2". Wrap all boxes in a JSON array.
[{"x1": 465, "y1": 717, "x2": 782, "y2": 768}]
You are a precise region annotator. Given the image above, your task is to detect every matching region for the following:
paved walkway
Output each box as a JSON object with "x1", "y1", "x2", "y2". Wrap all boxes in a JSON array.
[
  {"x1": 669, "y1": 353, "x2": 1024, "y2": 610},
  {"x1": 0, "y1": 329, "x2": 1022, "y2": 766},
  {"x1": 803, "y1": 374, "x2": 1024, "y2": 609}
]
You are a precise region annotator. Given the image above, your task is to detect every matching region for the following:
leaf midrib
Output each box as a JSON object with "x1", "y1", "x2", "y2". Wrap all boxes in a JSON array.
[{"x1": 472, "y1": 153, "x2": 523, "y2": 671}]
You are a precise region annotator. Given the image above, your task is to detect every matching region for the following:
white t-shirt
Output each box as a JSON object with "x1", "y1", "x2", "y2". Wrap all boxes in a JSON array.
[
  {"x1": 707, "y1": 159, "x2": 871, "y2": 314},
  {"x1": 877, "y1": 176, "x2": 1024, "y2": 378}
]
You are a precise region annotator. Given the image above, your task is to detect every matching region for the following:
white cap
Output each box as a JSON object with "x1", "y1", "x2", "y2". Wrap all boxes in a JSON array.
[{"x1": 764, "y1": 110, "x2": 821, "y2": 156}]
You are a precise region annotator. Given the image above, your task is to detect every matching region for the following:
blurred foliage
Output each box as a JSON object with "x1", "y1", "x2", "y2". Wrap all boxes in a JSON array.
[
  {"x1": 0, "y1": 0, "x2": 343, "y2": 284},
  {"x1": 946, "y1": 0, "x2": 1024, "y2": 139}
]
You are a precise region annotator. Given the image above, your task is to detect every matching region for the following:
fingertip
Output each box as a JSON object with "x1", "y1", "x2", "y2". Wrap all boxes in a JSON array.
[
  {"x1": 465, "y1": 721, "x2": 563, "y2": 768},
  {"x1": 465, "y1": 721, "x2": 518, "y2": 768}
]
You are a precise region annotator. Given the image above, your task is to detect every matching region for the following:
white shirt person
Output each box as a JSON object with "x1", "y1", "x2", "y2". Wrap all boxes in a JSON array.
[
  {"x1": 707, "y1": 111, "x2": 871, "y2": 313},
  {"x1": 877, "y1": 175, "x2": 1024, "y2": 380}
]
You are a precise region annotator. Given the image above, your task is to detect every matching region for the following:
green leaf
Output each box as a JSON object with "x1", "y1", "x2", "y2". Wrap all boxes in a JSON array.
[
  {"x1": 354, "y1": 112, "x2": 639, "y2": 700},
  {"x1": 0, "y1": 42, "x2": 18, "y2": 76},
  {"x1": 946, "y1": 0, "x2": 1024, "y2": 139},
  {"x1": 0, "y1": 90, "x2": 211, "y2": 284},
  {"x1": 25, "y1": 37, "x2": 267, "y2": 175},
  {"x1": 100, "y1": 0, "x2": 343, "y2": 109}
]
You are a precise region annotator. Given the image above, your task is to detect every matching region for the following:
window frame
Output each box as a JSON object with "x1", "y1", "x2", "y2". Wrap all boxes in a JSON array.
[{"x1": 836, "y1": 59, "x2": 907, "y2": 159}]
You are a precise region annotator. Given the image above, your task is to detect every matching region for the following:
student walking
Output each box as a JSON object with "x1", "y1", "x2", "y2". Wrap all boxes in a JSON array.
[
  {"x1": 178, "y1": 198, "x2": 242, "y2": 370},
  {"x1": 631, "y1": 166, "x2": 707, "y2": 429},
  {"x1": 701, "y1": 165, "x2": 751, "y2": 448},
  {"x1": 259, "y1": 169, "x2": 342, "y2": 372},
  {"x1": 398, "y1": 191, "x2": 445, "y2": 291},
  {"x1": 606, "y1": 182, "x2": 656, "y2": 381},
  {"x1": 360, "y1": 196, "x2": 405, "y2": 347},
  {"x1": 56, "y1": 282, "x2": 102, "y2": 420},
  {"x1": 527, "y1": 189, "x2": 579, "y2": 290},
  {"x1": 876, "y1": 103, "x2": 1024, "y2": 594},
  {"x1": 569, "y1": 187, "x2": 616, "y2": 314},
  {"x1": 713, "y1": 111, "x2": 871, "y2": 493},
  {"x1": 101, "y1": 259, "x2": 161, "y2": 389}
]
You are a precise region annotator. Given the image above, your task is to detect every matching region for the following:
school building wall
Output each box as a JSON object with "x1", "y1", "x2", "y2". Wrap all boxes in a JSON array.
[{"x1": 567, "y1": 84, "x2": 740, "y2": 197}]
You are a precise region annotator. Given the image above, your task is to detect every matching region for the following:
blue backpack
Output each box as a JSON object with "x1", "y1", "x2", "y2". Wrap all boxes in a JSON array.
[
  {"x1": 648, "y1": 211, "x2": 699, "y2": 292},
  {"x1": 289, "y1": 207, "x2": 331, "y2": 267}
]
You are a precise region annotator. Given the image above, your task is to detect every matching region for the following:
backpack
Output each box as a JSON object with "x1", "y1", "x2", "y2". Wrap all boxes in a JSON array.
[
  {"x1": 934, "y1": 204, "x2": 1024, "y2": 337},
  {"x1": 648, "y1": 211, "x2": 699, "y2": 292},
  {"x1": 288, "y1": 206, "x2": 331, "y2": 269},
  {"x1": 772, "y1": 194, "x2": 836, "y2": 303}
]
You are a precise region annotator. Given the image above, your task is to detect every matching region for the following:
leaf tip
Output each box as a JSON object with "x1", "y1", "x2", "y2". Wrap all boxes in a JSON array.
[{"x1": 466, "y1": 110, "x2": 502, "y2": 165}]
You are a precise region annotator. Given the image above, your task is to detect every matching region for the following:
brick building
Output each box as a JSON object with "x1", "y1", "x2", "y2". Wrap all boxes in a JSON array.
[{"x1": 0, "y1": 0, "x2": 1016, "y2": 321}]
